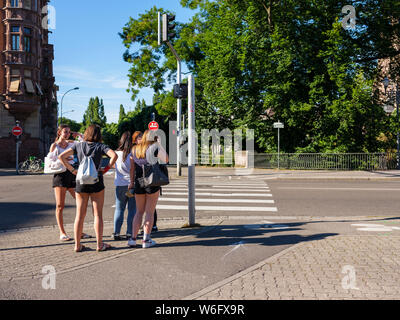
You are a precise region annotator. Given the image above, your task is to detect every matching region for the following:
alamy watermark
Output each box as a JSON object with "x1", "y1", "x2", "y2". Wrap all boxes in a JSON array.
[
  {"x1": 41, "y1": 265, "x2": 56, "y2": 290},
  {"x1": 149, "y1": 122, "x2": 255, "y2": 168},
  {"x1": 341, "y1": 5, "x2": 356, "y2": 30},
  {"x1": 42, "y1": 5, "x2": 56, "y2": 30},
  {"x1": 341, "y1": 265, "x2": 360, "y2": 290}
]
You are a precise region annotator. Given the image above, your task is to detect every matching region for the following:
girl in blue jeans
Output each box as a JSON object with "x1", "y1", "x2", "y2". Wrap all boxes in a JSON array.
[{"x1": 112, "y1": 131, "x2": 136, "y2": 240}]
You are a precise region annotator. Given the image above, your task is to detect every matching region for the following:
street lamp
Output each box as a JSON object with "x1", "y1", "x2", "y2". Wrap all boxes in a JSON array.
[
  {"x1": 382, "y1": 77, "x2": 400, "y2": 170},
  {"x1": 62, "y1": 110, "x2": 75, "y2": 117},
  {"x1": 59, "y1": 87, "x2": 79, "y2": 127}
]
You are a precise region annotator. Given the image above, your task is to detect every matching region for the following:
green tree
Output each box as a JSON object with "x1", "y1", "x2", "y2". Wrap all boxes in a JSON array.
[
  {"x1": 119, "y1": 104, "x2": 126, "y2": 122},
  {"x1": 120, "y1": 0, "x2": 400, "y2": 153},
  {"x1": 82, "y1": 97, "x2": 107, "y2": 128}
]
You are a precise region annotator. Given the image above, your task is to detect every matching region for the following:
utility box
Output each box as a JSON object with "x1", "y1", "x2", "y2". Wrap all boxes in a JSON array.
[{"x1": 173, "y1": 83, "x2": 188, "y2": 99}]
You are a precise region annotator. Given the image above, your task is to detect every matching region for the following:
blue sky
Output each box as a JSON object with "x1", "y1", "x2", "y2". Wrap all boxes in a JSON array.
[{"x1": 49, "y1": 0, "x2": 196, "y2": 123}]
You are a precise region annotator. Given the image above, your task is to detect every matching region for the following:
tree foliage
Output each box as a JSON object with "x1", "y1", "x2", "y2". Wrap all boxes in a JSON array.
[{"x1": 120, "y1": 0, "x2": 400, "y2": 153}]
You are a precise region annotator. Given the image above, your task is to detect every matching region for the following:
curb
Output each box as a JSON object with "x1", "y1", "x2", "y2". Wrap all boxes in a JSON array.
[{"x1": 183, "y1": 241, "x2": 305, "y2": 300}]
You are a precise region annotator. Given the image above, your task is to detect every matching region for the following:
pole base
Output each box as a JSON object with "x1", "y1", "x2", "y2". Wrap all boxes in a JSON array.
[{"x1": 181, "y1": 222, "x2": 202, "y2": 228}]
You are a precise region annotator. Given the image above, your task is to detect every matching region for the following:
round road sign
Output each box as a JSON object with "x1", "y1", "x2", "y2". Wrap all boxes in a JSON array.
[
  {"x1": 148, "y1": 121, "x2": 159, "y2": 131},
  {"x1": 12, "y1": 126, "x2": 23, "y2": 137}
]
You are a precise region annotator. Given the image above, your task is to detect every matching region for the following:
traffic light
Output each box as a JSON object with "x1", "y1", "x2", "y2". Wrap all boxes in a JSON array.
[
  {"x1": 173, "y1": 83, "x2": 188, "y2": 99},
  {"x1": 162, "y1": 14, "x2": 176, "y2": 42}
]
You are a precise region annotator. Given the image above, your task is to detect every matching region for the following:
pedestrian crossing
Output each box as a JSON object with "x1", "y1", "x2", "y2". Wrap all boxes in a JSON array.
[{"x1": 156, "y1": 179, "x2": 278, "y2": 215}]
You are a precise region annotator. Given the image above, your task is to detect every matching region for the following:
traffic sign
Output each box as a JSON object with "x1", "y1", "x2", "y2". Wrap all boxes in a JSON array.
[
  {"x1": 12, "y1": 126, "x2": 23, "y2": 137},
  {"x1": 148, "y1": 121, "x2": 159, "y2": 131},
  {"x1": 273, "y1": 122, "x2": 284, "y2": 129}
]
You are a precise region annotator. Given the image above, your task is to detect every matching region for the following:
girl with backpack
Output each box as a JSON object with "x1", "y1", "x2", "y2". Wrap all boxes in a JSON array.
[{"x1": 59, "y1": 124, "x2": 118, "y2": 252}]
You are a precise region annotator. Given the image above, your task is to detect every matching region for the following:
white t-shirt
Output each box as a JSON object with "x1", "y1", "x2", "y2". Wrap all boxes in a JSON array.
[
  {"x1": 114, "y1": 150, "x2": 132, "y2": 186},
  {"x1": 56, "y1": 141, "x2": 76, "y2": 165}
]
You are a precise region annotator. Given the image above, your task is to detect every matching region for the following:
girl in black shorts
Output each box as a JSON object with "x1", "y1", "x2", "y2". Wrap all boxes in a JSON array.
[
  {"x1": 49, "y1": 124, "x2": 84, "y2": 242},
  {"x1": 59, "y1": 124, "x2": 118, "y2": 253},
  {"x1": 127, "y1": 130, "x2": 168, "y2": 249}
]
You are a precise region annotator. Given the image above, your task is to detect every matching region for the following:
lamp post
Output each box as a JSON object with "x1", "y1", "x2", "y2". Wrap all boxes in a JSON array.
[
  {"x1": 59, "y1": 87, "x2": 79, "y2": 127},
  {"x1": 382, "y1": 77, "x2": 400, "y2": 170}
]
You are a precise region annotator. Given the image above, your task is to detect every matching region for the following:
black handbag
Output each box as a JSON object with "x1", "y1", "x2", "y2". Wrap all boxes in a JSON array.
[{"x1": 138, "y1": 163, "x2": 169, "y2": 188}]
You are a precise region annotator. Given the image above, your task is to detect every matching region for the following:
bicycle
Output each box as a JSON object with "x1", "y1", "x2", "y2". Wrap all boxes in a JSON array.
[{"x1": 18, "y1": 156, "x2": 43, "y2": 174}]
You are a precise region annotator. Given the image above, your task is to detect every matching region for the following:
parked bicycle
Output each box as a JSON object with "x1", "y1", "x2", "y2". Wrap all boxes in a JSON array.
[{"x1": 18, "y1": 156, "x2": 44, "y2": 174}]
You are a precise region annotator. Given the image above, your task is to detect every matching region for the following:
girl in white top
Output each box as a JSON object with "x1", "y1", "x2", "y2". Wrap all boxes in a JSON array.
[
  {"x1": 49, "y1": 124, "x2": 88, "y2": 242},
  {"x1": 112, "y1": 131, "x2": 136, "y2": 240}
]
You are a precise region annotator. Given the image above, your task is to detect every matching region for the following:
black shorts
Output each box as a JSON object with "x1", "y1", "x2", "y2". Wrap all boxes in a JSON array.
[
  {"x1": 134, "y1": 180, "x2": 161, "y2": 195},
  {"x1": 75, "y1": 174, "x2": 105, "y2": 194},
  {"x1": 53, "y1": 170, "x2": 76, "y2": 189}
]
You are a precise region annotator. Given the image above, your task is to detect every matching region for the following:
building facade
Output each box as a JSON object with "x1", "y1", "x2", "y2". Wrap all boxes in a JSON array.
[{"x1": 0, "y1": 0, "x2": 57, "y2": 168}]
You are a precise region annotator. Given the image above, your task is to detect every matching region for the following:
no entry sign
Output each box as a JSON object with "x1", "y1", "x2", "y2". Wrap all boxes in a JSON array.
[
  {"x1": 148, "y1": 121, "x2": 159, "y2": 131},
  {"x1": 12, "y1": 126, "x2": 23, "y2": 137}
]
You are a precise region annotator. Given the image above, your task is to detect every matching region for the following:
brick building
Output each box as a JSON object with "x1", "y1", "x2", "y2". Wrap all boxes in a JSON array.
[{"x1": 0, "y1": 0, "x2": 57, "y2": 168}]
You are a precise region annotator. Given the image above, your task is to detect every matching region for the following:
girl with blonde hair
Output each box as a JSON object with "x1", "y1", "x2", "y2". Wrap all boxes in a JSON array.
[{"x1": 127, "y1": 130, "x2": 168, "y2": 248}]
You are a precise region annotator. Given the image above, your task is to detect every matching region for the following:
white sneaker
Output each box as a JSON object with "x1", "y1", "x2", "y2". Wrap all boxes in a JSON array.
[
  {"x1": 142, "y1": 239, "x2": 156, "y2": 248},
  {"x1": 127, "y1": 238, "x2": 136, "y2": 247}
]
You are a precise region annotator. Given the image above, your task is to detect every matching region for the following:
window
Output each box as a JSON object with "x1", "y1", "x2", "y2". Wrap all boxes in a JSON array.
[
  {"x1": 24, "y1": 37, "x2": 31, "y2": 53},
  {"x1": 24, "y1": 69, "x2": 31, "y2": 77},
  {"x1": 11, "y1": 35, "x2": 20, "y2": 50},
  {"x1": 11, "y1": 26, "x2": 20, "y2": 33},
  {"x1": 11, "y1": 69, "x2": 20, "y2": 76},
  {"x1": 24, "y1": 27, "x2": 32, "y2": 35},
  {"x1": 11, "y1": 0, "x2": 19, "y2": 7},
  {"x1": 24, "y1": 79, "x2": 35, "y2": 93},
  {"x1": 10, "y1": 79, "x2": 20, "y2": 93},
  {"x1": 23, "y1": 0, "x2": 31, "y2": 10}
]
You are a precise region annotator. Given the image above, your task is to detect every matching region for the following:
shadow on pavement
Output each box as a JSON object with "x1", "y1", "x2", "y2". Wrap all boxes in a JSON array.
[
  {"x1": 0, "y1": 202, "x2": 72, "y2": 231},
  {"x1": 151, "y1": 222, "x2": 338, "y2": 248}
]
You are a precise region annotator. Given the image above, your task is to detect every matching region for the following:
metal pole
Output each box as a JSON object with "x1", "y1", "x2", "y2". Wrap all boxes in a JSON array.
[
  {"x1": 16, "y1": 137, "x2": 19, "y2": 174},
  {"x1": 15, "y1": 120, "x2": 20, "y2": 174},
  {"x1": 157, "y1": 12, "x2": 161, "y2": 46},
  {"x1": 177, "y1": 60, "x2": 182, "y2": 176},
  {"x1": 59, "y1": 88, "x2": 79, "y2": 127},
  {"x1": 277, "y1": 127, "x2": 280, "y2": 170},
  {"x1": 188, "y1": 74, "x2": 195, "y2": 226},
  {"x1": 397, "y1": 83, "x2": 400, "y2": 170}
]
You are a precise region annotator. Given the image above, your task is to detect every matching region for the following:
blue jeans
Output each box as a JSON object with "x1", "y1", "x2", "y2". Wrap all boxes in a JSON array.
[{"x1": 114, "y1": 186, "x2": 136, "y2": 235}]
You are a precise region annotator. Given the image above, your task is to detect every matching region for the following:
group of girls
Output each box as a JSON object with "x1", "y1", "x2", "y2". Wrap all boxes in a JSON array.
[{"x1": 51, "y1": 123, "x2": 168, "y2": 252}]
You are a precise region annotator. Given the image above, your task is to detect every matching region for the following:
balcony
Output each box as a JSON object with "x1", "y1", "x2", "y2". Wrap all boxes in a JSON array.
[
  {"x1": 3, "y1": 95, "x2": 40, "y2": 116},
  {"x1": 3, "y1": 50, "x2": 39, "y2": 68}
]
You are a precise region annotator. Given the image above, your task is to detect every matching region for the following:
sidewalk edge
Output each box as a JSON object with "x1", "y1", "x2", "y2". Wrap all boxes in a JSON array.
[{"x1": 182, "y1": 241, "x2": 305, "y2": 300}]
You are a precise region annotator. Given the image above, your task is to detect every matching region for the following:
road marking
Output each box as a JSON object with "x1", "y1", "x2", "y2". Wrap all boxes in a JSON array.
[
  {"x1": 156, "y1": 205, "x2": 278, "y2": 212},
  {"x1": 351, "y1": 223, "x2": 400, "y2": 232},
  {"x1": 278, "y1": 187, "x2": 400, "y2": 191},
  {"x1": 164, "y1": 188, "x2": 270, "y2": 192},
  {"x1": 167, "y1": 184, "x2": 269, "y2": 188},
  {"x1": 158, "y1": 198, "x2": 275, "y2": 204},
  {"x1": 162, "y1": 192, "x2": 273, "y2": 197}
]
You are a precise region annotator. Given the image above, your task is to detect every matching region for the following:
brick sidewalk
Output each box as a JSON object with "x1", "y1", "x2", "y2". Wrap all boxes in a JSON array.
[
  {"x1": 0, "y1": 219, "x2": 218, "y2": 282},
  {"x1": 185, "y1": 235, "x2": 400, "y2": 300}
]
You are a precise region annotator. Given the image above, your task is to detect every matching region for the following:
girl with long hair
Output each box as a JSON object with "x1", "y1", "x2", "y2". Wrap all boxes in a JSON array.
[
  {"x1": 132, "y1": 131, "x2": 159, "y2": 232},
  {"x1": 49, "y1": 124, "x2": 88, "y2": 241},
  {"x1": 112, "y1": 131, "x2": 136, "y2": 240},
  {"x1": 59, "y1": 124, "x2": 118, "y2": 252},
  {"x1": 127, "y1": 130, "x2": 168, "y2": 248}
]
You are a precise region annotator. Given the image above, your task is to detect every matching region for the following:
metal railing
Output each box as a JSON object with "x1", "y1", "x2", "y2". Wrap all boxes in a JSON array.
[{"x1": 253, "y1": 153, "x2": 398, "y2": 170}]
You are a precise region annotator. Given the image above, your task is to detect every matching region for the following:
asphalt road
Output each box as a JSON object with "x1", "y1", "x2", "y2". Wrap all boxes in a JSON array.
[{"x1": 1, "y1": 172, "x2": 400, "y2": 231}]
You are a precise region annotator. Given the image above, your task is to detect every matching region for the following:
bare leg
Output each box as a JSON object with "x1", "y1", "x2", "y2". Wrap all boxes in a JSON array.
[
  {"x1": 143, "y1": 191, "x2": 160, "y2": 235},
  {"x1": 74, "y1": 192, "x2": 89, "y2": 251},
  {"x1": 54, "y1": 187, "x2": 68, "y2": 237},
  {"x1": 132, "y1": 194, "x2": 146, "y2": 239},
  {"x1": 68, "y1": 188, "x2": 76, "y2": 199},
  {"x1": 90, "y1": 190, "x2": 105, "y2": 250}
]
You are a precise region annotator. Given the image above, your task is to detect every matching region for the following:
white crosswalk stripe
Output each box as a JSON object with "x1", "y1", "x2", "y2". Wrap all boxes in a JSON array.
[{"x1": 157, "y1": 179, "x2": 278, "y2": 215}]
